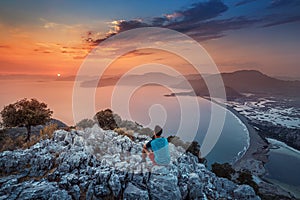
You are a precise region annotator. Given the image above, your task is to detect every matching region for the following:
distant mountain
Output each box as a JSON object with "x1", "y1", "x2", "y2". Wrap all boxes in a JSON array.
[
  {"x1": 80, "y1": 72, "x2": 181, "y2": 88},
  {"x1": 79, "y1": 70, "x2": 299, "y2": 98},
  {"x1": 174, "y1": 70, "x2": 300, "y2": 98},
  {"x1": 273, "y1": 76, "x2": 300, "y2": 81},
  {"x1": 219, "y1": 70, "x2": 300, "y2": 96}
]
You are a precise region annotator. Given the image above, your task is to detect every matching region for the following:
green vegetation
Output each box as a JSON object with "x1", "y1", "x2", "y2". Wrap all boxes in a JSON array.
[
  {"x1": 237, "y1": 169, "x2": 259, "y2": 193},
  {"x1": 0, "y1": 98, "x2": 53, "y2": 141},
  {"x1": 211, "y1": 162, "x2": 259, "y2": 195},
  {"x1": 94, "y1": 109, "x2": 153, "y2": 137},
  {"x1": 211, "y1": 162, "x2": 235, "y2": 179},
  {"x1": 94, "y1": 109, "x2": 119, "y2": 130},
  {"x1": 168, "y1": 136, "x2": 207, "y2": 165},
  {"x1": 76, "y1": 118, "x2": 96, "y2": 129},
  {"x1": 114, "y1": 127, "x2": 134, "y2": 140},
  {"x1": 0, "y1": 123, "x2": 58, "y2": 151}
]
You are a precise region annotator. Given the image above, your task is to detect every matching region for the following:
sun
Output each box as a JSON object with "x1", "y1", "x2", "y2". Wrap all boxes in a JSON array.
[{"x1": 57, "y1": 73, "x2": 61, "y2": 77}]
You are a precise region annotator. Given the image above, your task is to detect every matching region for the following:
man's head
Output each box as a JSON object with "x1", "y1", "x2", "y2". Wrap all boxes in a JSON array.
[{"x1": 154, "y1": 125, "x2": 163, "y2": 137}]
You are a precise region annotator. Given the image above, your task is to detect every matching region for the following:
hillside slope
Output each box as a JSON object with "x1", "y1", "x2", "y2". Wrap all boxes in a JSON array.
[{"x1": 0, "y1": 125, "x2": 260, "y2": 200}]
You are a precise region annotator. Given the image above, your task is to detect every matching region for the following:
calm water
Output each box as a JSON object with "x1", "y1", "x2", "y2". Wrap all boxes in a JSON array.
[
  {"x1": 2, "y1": 79, "x2": 299, "y2": 195},
  {"x1": 264, "y1": 138, "x2": 300, "y2": 198},
  {"x1": 0, "y1": 79, "x2": 249, "y2": 166}
]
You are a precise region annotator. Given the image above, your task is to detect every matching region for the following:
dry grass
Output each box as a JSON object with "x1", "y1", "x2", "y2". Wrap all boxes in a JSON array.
[
  {"x1": 22, "y1": 124, "x2": 58, "y2": 149},
  {"x1": 114, "y1": 127, "x2": 134, "y2": 140},
  {"x1": 0, "y1": 124, "x2": 59, "y2": 152}
]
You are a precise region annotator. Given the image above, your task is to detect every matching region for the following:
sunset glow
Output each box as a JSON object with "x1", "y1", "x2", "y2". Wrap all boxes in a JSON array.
[
  {"x1": 0, "y1": 2, "x2": 300, "y2": 199},
  {"x1": 0, "y1": 1, "x2": 299, "y2": 77}
]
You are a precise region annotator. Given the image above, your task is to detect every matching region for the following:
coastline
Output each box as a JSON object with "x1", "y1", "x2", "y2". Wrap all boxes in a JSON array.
[
  {"x1": 227, "y1": 106, "x2": 269, "y2": 172},
  {"x1": 204, "y1": 97, "x2": 269, "y2": 173},
  {"x1": 207, "y1": 98, "x2": 296, "y2": 199}
]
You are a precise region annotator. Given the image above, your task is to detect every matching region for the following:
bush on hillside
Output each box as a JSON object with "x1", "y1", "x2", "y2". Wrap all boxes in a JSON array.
[
  {"x1": 237, "y1": 170, "x2": 259, "y2": 194},
  {"x1": 137, "y1": 127, "x2": 153, "y2": 137},
  {"x1": 114, "y1": 127, "x2": 134, "y2": 140},
  {"x1": 211, "y1": 162, "x2": 235, "y2": 179},
  {"x1": 94, "y1": 109, "x2": 120, "y2": 130},
  {"x1": 0, "y1": 98, "x2": 53, "y2": 141},
  {"x1": 76, "y1": 118, "x2": 96, "y2": 129},
  {"x1": 0, "y1": 124, "x2": 58, "y2": 151}
]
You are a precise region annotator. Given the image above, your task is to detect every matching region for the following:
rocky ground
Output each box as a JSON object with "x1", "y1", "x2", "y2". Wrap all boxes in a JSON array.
[
  {"x1": 0, "y1": 125, "x2": 260, "y2": 200},
  {"x1": 227, "y1": 95, "x2": 300, "y2": 150}
]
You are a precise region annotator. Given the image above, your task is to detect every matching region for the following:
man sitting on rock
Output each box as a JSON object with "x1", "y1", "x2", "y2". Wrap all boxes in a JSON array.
[{"x1": 142, "y1": 125, "x2": 170, "y2": 165}]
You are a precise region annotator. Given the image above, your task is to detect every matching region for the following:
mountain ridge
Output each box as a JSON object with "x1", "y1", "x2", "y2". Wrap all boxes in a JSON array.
[{"x1": 173, "y1": 70, "x2": 300, "y2": 98}]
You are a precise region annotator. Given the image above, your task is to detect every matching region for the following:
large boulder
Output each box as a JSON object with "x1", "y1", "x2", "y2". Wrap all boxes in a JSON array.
[
  {"x1": 123, "y1": 183, "x2": 149, "y2": 200},
  {"x1": 188, "y1": 173, "x2": 204, "y2": 199},
  {"x1": 0, "y1": 124, "x2": 263, "y2": 200},
  {"x1": 148, "y1": 165, "x2": 182, "y2": 200},
  {"x1": 16, "y1": 181, "x2": 71, "y2": 200},
  {"x1": 234, "y1": 185, "x2": 261, "y2": 200}
]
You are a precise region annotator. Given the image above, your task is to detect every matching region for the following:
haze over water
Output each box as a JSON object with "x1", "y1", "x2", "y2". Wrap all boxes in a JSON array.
[{"x1": 0, "y1": 78, "x2": 249, "y2": 166}]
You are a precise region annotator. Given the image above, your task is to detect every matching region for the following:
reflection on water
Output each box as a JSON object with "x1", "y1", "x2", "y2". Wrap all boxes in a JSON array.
[
  {"x1": 96, "y1": 84, "x2": 249, "y2": 166},
  {"x1": 0, "y1": 80, "x2": 249, "y2": 166},
  {"x1": 1, "y1": 79, "x2": 299, "y2": 196},
  {"x1": 264, "y1": 138, "x2": 300, "y2": 198}
]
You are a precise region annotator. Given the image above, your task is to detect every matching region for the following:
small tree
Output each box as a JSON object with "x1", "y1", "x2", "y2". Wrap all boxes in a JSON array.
[
  {"x1": 0, "y1": 98, "x2": 53, "y2": 141},
  {"x1": 94, "y1": 109, "x2": 119, "y2": 130},
  {"x1": 211, "y1": 162, "x2": 235, "y2": 179},
  {"x1": 186, "y1": 141, "x2": 201, "y2": 157},
  {"x1": 237, "y1": 170, "x2": 259, "y2": 194}
]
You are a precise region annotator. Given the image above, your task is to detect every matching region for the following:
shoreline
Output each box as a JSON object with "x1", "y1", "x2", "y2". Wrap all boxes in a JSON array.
[
  {"x1": 207, "y1": 98, "x2": 296, "y2": 199},
  {"x1": 205, "y1": 97, "x2": 269, "y2": 173},
  {"x1": 226, "y1": 106, "x2": 297, "y2": 199},
  {"x1": 227, "y1": 106, "x2": 270, "y2": 171}
]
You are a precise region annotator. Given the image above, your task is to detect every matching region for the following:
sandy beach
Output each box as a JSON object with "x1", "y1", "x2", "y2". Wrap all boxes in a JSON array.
[
  {"x1": 228, "y1": 106, "x2": 269, "y2": 173},
  {"x1": 206, "y1": 98, "x2": 296, "y2": 198},
  {"x1": 226, "y1": 105, "x2": 296, "y2": 198}
]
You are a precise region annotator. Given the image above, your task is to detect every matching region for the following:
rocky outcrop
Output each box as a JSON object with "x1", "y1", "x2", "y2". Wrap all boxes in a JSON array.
[{"x1": 0, "y1": 125, "x2": 260, "y2": 200}]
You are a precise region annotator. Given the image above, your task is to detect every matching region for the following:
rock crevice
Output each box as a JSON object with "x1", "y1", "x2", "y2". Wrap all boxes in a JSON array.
[{"x1": 0, "y1": 125, "x2": 260, "y2": 200}]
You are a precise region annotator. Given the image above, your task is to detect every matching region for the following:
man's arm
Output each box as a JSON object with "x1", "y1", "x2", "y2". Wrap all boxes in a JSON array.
[{"x1": 143, "y1": 140, "x2": 152, "y2": 152}]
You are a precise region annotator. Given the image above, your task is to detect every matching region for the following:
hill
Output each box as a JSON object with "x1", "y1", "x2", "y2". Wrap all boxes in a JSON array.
[
  {"x1": 0, "y1": 125, "x2": 260, "y2": 200},
  {"x1": 173, "y1": 70, "x2": 300, "y2": 98}
]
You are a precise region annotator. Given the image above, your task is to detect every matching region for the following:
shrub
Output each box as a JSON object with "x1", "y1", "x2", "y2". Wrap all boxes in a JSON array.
[
  {"x1": 94, "y1": 109, "x2": 119, "y2": 130},
  {"x1": 186, "y1": 141, "x2": 201, "y2": 157},
  {"x1": 168, "y1": 136, "x2": 189, "y2": 149},
  {"x1": 22, "y1": 124, "x2": 58, "y2": 149},
  {"x1": 137, "y1": 127, "x2": 153, "y2": 137},
  {"x1": 39, "y1": 123, "x2": 58, "y2": 140},
  {"x1": 119, "y1": 120, "x2": 141, "y2": 131},
  {"x1": 237, "y1": 170, "x2": 259, "y2": 194},
  {"x1": 114, "y1": 127, "x2": 134, "y2": 140},
  {"x1": 76, "y1": 118, "x2": 96, "y2": 129},
  {"x1": 0, "y1": 98, "x2": 53, "y2": 141},
  {"x1": 211, "y1": 162, "x2": 235, "y2": 179}
]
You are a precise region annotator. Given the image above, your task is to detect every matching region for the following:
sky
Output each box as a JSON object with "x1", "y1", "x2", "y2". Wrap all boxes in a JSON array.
[{"x1": 0, "y1": 0, "x2": 300, "y2": 78}]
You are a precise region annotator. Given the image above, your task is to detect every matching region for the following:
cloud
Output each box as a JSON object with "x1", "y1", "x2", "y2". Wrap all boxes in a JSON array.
[
  {"x1": 174, "y1": 0, "x2": 228, "y2": 22},
  {"x1": 114, "y1": 20, "x2": 150, "y2": 32},
  {"x1": 184, "y1": 17, "x2": 260, "y2": 41},
  {"x1": 123, "y1": 50, "x2": 155, "y2": 58},
  {"x1": 0, "y1": 45, "x2": 10, "y2": 48},
  {"x1": 235, "y1": 0, "x2": 258, "y2": 7},
  {"x1": 83, "y1": 0, "x2": 300, "y2": 46},
  {"x1": 262, "y1": 15, "x2": 300, "y2": 27},
  {"x1": 84, "y1": 0, "x2": 232, "y2": 45},
  {"x1": 268, "y1": 0, "x2": 300, "y2": 9}
]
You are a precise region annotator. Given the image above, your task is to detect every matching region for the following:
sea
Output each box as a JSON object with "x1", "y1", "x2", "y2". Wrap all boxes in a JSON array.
[{"x1": 0, "y1": 79, "x2": 299, "y2": 197}]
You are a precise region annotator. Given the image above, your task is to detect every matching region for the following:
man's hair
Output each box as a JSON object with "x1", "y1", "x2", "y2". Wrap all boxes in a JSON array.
[{"x1": 154, "y1": 125, "x2": 163, "y2": 136}]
